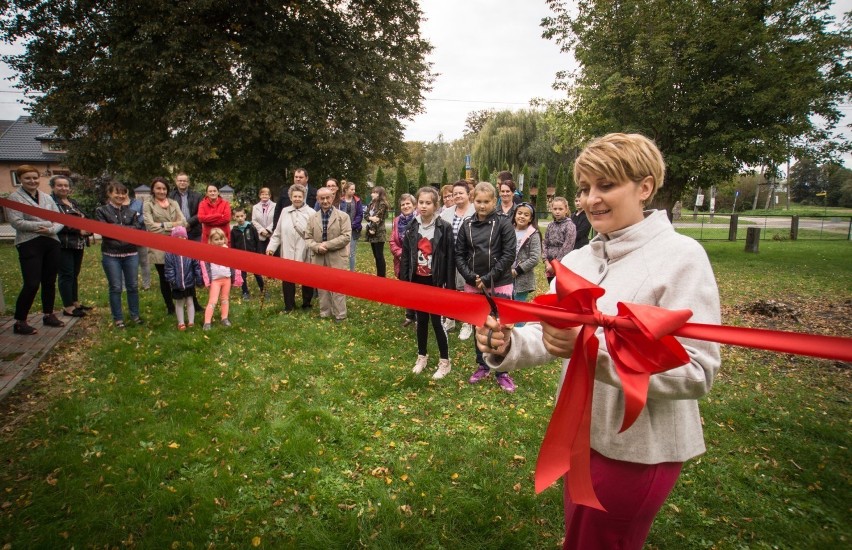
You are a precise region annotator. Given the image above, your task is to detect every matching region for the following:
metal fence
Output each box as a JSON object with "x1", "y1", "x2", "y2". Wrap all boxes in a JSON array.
[{"x1": 673, "y1": 214, "x2": 852, "y2": 241}]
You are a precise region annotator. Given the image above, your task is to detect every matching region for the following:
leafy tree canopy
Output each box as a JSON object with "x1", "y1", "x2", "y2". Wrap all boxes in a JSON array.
[
  {"x1": 1, "y1": 0, "x2": 433, "y2": 187},
  {"x1": 542, "y1": 0, "x2": 852, "y2": 212}
]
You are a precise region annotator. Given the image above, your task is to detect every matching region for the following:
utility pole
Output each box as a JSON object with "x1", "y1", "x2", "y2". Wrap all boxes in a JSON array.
[
  {"x1": 764, "y1": 172, "x2": 775, "y2": 210},
  {"x1": 785, "y1": 153, "x2": 791, "y2": 210},
  {"x1": 709, "y1": 185, "x2": 716, "y2": 222}
]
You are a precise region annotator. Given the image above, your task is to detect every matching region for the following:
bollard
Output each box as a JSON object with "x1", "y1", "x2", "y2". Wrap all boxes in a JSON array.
[
  {"x1": 728, "y1": 214, "x2": 739, "y2": 241},
  {"x1": 745, "y1": 227, "x2": 760, "y2": 253},
  {"x1": 790, "y1": 215, "x2": 799, "y2": 240}
]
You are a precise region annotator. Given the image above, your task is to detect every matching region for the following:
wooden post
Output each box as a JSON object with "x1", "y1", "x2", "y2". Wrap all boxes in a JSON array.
[
  {"x1": 745, "y1": 227, "x2": 760, "y2": 253},
  {"x1": 790, "y1": 215, "x2": 799, "y2": 241},
  {"x1": 728, "y1": 214, "x2": 739, "y2": 241}
]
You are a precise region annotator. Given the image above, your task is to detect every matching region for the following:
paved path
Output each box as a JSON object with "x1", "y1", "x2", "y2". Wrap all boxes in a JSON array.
[{"x1": 0, "y1": 313, "x2": 81, "y2": 401}]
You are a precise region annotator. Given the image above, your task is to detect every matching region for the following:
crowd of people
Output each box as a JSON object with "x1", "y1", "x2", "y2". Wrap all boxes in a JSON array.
[
  {"x1": 5, "y1": 165, "x2": 592, "y2": 365},
  {"x1": 5, "y1": 133, "x2": 721, "y2": 548}
]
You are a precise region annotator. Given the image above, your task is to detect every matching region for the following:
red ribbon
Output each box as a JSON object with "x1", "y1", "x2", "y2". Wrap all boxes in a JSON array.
[
  {"x1": 3, "y1": 197, "x2": 849, "y2": 361},
  {"x1": 532, "y1": 261, "x2": 694, "y2": 509},
  {"x1": 3, "y1": 199, "x2": 850, "y2": 510}
]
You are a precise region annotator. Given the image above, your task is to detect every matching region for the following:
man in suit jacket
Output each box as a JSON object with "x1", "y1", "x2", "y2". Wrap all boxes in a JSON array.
[
  {"x1": 274, "y1": 168, "x2": 317, "y2": 229},
  {"x1": 304, "y1": 187, "x2": 351, "y2": 322},
  {"x1": 170, "y1": 173, "x2": 203, "y2": 241}
]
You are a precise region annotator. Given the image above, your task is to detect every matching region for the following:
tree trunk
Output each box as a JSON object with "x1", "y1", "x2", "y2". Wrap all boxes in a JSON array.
[{"x1": 764, "y1": 184, "x2": 775, "y2": 209}]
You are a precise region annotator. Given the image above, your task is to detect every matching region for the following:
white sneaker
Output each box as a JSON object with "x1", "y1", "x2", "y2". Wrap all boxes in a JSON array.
[
  {"x1": 442, "y1": 318, "x2": 456, "y2": 332},
  {"x1": 459, "y1": 323, "x2": 473, "y2": 340},
  {"x1": 433, "y1": 358, "x2": 451, "y2": 379},
  {"x1": 413, "y1": 354, "x2": 428, "y2": 374}
]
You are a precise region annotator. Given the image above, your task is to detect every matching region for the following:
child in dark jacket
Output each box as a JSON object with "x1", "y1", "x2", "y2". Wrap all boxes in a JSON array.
[
  {"x1": 400, "y1": 187, "x2": 456, "y2": 380},
  {"x1": 455, "y1": 182, "x2": 517, "y2": 391},
  {"x1": 230, "y1": 208, "x2": 264, "y2": 300},
  {"x1": 163, "y1": 226, "x2": 202, "y2": 330}
]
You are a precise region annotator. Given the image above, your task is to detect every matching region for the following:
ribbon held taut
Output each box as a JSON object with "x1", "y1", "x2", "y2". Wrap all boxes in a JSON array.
[{"x1": 1, "y1": 195, "x2": 849, "y2": 364}]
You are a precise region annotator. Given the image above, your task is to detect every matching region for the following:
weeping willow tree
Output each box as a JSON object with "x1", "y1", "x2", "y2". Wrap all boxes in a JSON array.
[{"x1": 472, "y1": 110, "x2": 551, "y2": 172}]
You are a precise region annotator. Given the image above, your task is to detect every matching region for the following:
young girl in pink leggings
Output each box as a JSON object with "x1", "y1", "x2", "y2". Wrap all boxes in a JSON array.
[{"x1": 200, "y1": 228, "x2": 242, "y2": 330}]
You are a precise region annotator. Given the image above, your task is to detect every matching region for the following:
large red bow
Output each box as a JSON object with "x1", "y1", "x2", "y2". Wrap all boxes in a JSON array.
[{"x1": 533, "y1": 261, "x2": 693, "y2": 510}]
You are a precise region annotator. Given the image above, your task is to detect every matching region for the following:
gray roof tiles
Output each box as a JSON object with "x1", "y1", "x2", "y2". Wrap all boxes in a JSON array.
[{"x1": 0, "y1": 116, "x2": 65, "y2": 162}]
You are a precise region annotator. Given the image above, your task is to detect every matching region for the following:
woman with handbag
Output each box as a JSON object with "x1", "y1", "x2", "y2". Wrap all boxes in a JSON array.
[
  {"x1": 143, "y1": 176, "x2": 187, "y2": 315},
  {"x1": 51, "y1": 175, "x2": 93, "y2": 318}
]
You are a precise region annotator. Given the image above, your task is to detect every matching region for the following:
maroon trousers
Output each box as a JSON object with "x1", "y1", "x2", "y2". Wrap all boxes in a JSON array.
[{"x1": 563, "y1": 450, "x2": 683, "y2": 550}]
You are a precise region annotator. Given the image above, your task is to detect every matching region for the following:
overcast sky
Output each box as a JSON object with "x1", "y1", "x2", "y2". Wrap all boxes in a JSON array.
[{"x1": 402, "y1": 0, "x2": 569, "y2": 142}]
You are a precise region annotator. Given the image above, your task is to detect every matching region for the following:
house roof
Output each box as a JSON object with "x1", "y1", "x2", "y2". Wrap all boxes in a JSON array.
[
  {"x1": 0, "y1": 120, "x2": 15, "y2": 137},
  {"x1": 0, "y1": 116, "x2": 64, "y2": 162}
]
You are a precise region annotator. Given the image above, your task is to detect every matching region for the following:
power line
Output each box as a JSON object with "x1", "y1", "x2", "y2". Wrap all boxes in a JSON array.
[
  {"x1": 0, "y1": 89, "x2": 42, "y2": 95},
  {"x1": 424, "y1": 97, "x2": 532, "y2": 106}
]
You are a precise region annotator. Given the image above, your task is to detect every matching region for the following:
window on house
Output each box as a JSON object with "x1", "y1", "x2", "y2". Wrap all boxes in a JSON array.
[{"x1": 11, "y1": 170, "x2": 20, "y2": 187}]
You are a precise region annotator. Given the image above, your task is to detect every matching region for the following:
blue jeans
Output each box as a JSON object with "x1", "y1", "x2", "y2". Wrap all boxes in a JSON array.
[
  {"x1": 513, "y1": 291, "x2": 530, "y2": 327},
  {"x1": 349, "y1": 233, "x2": 359, "y2": 271},
  {"x1": 102, "y1": 253, "x2": 140, "y2": 321}
]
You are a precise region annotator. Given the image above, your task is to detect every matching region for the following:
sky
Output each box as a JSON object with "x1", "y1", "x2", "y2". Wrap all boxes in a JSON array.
[{"x1": 401, "y1": 0, "x2": 570, "y2": 143}]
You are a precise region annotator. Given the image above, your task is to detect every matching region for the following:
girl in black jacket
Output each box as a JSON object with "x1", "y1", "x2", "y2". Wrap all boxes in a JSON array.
[
  {"x1": 94, "y1": 182, "x2": 143, "y2": 328},
  {"x1": 454, "y1": 182, "x2": 517, "y2": 391},
  {"x1": 400, "y1": 187, "x2": 456, "y2": 380}
]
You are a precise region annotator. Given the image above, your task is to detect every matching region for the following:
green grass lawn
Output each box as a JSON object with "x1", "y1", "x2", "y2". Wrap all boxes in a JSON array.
[{"x1": 0, "y1": 238, "x2": 849, "y2": 548}]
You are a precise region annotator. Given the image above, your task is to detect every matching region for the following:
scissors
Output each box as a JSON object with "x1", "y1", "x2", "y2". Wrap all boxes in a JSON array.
[{"x1": 482, "y1": 286, "x2": 501, "y2": 351}]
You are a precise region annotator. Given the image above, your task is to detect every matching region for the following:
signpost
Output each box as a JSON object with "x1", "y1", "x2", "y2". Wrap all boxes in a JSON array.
[{"x1": 693, "y1": 188, "x2": 704, "y2": 221}]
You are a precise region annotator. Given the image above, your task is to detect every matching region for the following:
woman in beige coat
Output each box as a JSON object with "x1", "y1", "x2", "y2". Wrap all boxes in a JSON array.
[
  {"x1": 143, "y1": 177, "x2": 187, "y2": 314},
  {"x1": 266, "y1": 184, "x2": 313, "y2": 313}
]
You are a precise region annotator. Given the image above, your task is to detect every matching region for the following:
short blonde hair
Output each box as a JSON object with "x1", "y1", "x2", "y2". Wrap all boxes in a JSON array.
[{"x1": 574, "y1": 133, "x2": 665, "y2": 203}]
